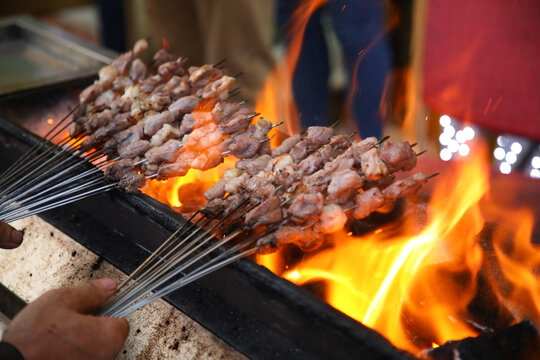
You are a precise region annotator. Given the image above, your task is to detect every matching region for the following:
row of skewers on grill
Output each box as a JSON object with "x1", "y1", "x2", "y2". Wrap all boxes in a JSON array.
[
  {"x1": 68, "y1": 39, "x2": 276, "y2": 192},
  {"x1": 0, "y1": 39, "x2": 437, "y2": 318},
  {"x1": 0, "y1": 39, "x2": 273, "y2": 222}
]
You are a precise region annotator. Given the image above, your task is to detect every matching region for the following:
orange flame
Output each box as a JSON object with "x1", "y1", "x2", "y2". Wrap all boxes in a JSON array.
[
  {"x1": 259, "y1": 143, "x2": 539, "y2": 354},
  {"x1": 141, "y1": 157, "x2": 236, "y2": 213},
  {"x1": 255, "y1": 0, "x2": 329, "y2": 136}
]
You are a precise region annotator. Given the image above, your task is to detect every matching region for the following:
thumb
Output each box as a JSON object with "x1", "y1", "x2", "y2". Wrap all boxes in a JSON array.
[
  {"x1": 50, "y1": 279, "x2": 117, "y2": 314},
  {"x1": 0, "y1": 221, "x2": 23, "y2": 249}
]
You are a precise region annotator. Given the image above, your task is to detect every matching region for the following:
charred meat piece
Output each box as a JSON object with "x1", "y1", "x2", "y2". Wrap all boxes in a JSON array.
[
  {"x1": 183, "y1": 123, "x2": 223, "y2": 152},
  {"x1": 188, "y1": 65, "x2": 223, "y2": 88},
  {"x1": 204, "y1": 178, "x2": 227, "y2": 201},
  {"x1": 314, "y1": 204, "x2": 348, "y2": 234},
  {"x1": 236, "y1": 155, "x2": 272, "y2": 175},
  {"x1": 349, "y1": 137, "x2": 378, "y2": 164},
  {"x1": 150, "y1": 123, "x2": 183, "y2": 147},
  {"x1": 271, "y1": 134, "x2": 302, "y2": 157},
  {"x1": 245, "y1": 196, "x2": 283, "y2": 227},
  {"x1": 191, "y1": 149, "x2": 223, "y2": 170},
  {"x1": 178, "y1": 112, "x2": 214, "y2": 136},
  {"x1": 212, "y1": 101, "x2": 240, "y2": 121},
  {"x1": 327, "y1": 169, "x2": 364, "y2": 203},
  {"x1": 289, "y1": 126, "x2": 334, "y2": 162},
  {"x1": 119, "y1": 139, "x2": 151, "y2": 159},
  {"x1": 84, "y1": 110, "x2": 113, "y2": 133},
  {"x1": 104, "y1": 159, "x2": 134, "y2": 181},
  {"x1": 156, "y1": 162, "x2": 189, "y2": 179},
  {"x1": 84, "y1": 113, "x2": 131, "y2": 146},
  {"x1": 256, "y1": 226, "x2": 305, "y2": 254},
  {"x1": 129, "y1": 58, "x2": 147, "y2": 82},
  {"x1": 110, "y1": 96, "x2": 132, "y2": 113},
  {"x1": 363, "y1": 174, "x2": 395, "y2": 191},
  {"x1": 112, "y1": 76, "x2": 133, "y2": 92},
  {"x1": 98, "y1": 65, "x2": 119, "y2": 87},
  {"x1": 353, "y1": 188, "x2": 385, "y2": 219},
  {"x1": 227, "y1": 137, "x2": 260, "y2": 159},
  {"x1": 145, "y1": 139, "x2": 182, "y2": 164},
  {"x1": 140, "y1": 74, "x2": 163, "y2": 94},
  {"x1": 119, "y1": 172, "x2": 147, "y2": 193},
  {"x1": 296, "y1": 229, "x2": 325, "y2": 252},
  {"x1": 218, "y1": 113, "x2": 251, "y2": 134},
  {"x1": 143, "y1": 111, "x2": 173, "y2": 137},
  {"x1": 148, "y1": 92, "x2": 171, "y2": 111},
  {"x1": 112, "y1": 39, "x2": 148, "y2": 74},
  {"x1": 79, "y1": 82, "x2": 104, "y2": 104},
  {"x1": 380, "y1": 141, "x2": 417, "y2": 173},
  {"x1": 69, "y1": 121, "x2": 83, "y2": 138},
  {"x1": 224, "y1": 172, "x2": 249, "y2": 194},
  {"x1": 115, "y1": 124, "x2": 144, "y2": 153},
  {"x1": 306, "y1": 126, "x2": 333, "y2": 144},
  {"x1": 202, "y1": 75, "x2": 235, "y2": 100},
  {"x1": 169, "y1": 95, "x2": 201, "y2": 120},
  {"x1": 382, "y1": 173, "x2": 427, "y2": 202},
  {"x1": 288, "y1": 192, "x2": 324, "y2": 224},
  {"x1": 158, "y1": 58, "x2": 186, "y2": 78},
  {"x1": 94, "y1": 90, "x2": 116, "y2": 107},
  {"x1": 360, "y1": 148, "x2": 389, "y2": 181},
  {"x1": 152, "y1": 48, "x2": 174, "y2": 68},
  {"x1": 201, "y1": 198, "x2": 227, "y2": 217}
]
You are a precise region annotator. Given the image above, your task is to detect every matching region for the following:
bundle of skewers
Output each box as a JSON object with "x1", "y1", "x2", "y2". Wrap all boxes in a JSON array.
[
  {"x1": 1, "y1": 38, "x2": 438, "y2": 318},
  {"x1": 96, "y1": 126, "x2": 436, "y2": 317},
  {"x1": 0, "y1": 39, "x2": 274, "y2": 220}
]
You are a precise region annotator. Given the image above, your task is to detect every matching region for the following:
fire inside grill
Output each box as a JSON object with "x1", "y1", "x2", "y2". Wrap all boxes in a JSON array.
[{"x1": 0, "y1": 20, "x2": 538, "y2": 360}]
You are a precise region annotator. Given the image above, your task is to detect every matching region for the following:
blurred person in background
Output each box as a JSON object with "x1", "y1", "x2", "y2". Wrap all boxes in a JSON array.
[
  {"x1": 278, "y1": 0, "x2": 393, "y2": 138},
  {"x1": 141, "y1": 0, "x2": 275, "y2": 106}
]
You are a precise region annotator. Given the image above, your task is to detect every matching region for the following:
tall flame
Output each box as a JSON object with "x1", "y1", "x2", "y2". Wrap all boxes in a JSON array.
[
  {"x1": 255, "y1": 0, "x2": 329, "y2": 136},
  {"x1": 273, "y1": 143, "x2": 538, "y2": 353}
]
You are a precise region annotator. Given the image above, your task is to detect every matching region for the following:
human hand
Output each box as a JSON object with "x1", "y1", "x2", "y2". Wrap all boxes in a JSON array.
[
  {"x1": 2, "y1": 279, "x2": 129, "y2": 360},
  {"x1": 0, "y1": 221, "x2": 23, "y2": 249}
]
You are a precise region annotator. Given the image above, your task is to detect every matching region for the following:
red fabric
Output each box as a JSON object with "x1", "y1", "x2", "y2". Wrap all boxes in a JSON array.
[{"x1": 423, "y1": 0, "x2": 540, "y2": 140}]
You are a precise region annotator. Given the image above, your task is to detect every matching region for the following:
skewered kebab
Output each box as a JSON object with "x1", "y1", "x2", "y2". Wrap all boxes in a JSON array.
[
  {"x1": 201, "y1": 127, "x2": 430, "y2": 254},
  {"x1": 68, "y1": 43, "x2": 274, "y2": 193}
]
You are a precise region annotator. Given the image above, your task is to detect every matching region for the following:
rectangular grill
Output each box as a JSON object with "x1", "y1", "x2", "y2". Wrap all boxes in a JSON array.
[{"x1": 0, "y1": 81, "x2": 413, "y2": 360}]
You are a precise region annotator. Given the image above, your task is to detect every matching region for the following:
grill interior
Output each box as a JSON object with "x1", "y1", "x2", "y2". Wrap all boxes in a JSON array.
[{"x1": 0, "y1": 81, "x2": 415, "y2": 360}]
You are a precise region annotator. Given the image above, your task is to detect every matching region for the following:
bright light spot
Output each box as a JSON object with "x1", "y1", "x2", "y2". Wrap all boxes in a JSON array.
[
  {"x1": 439, "y1": 133, "x2": 451, "y2": 146},
  {"x1": 497, "y1": 135, "x2": 508, "y2": 147},
  {"x1": 510, "y1": 142, "x2": 523, "y2": 154},
  {"x1": 439, "y1": 115, "x2": 452, "y2": 127},
  {"x1": 440, "y1": 148, "x2": 452, "y2": 161},
  {"x1": 287, "y1": 270, "x2": 300, "y2": 280},
  {"x1": 448, "y1": 139, "x2": 459, "y2": 153},
  {"x1": 493, "y1": 147, "x2": 506, "y2": 160},
  {"x1": 531, "y1": 169, "x2": 540, "y2": 178},
  {"x1": 455, "y1": 130, "x2": 467, "y2": 143},
  {"x1": 532, "y1": 156, "x2": 540, "y2": 168},
  {"x1": 463, "y1": 126, "x2": 475, "y2": 140},
  {"x1": 499, "y1": 162, "x2": 512, "y2": 174},
  {"x1": 505, "y1": 152, "x2": 517, "y2": 164},
  {"x1": 458, "y1": 144, "x2": 470, "y2": 156},
  {"x1": 47, "y1": 118, "x2": 54, "y2": 125},
  {"x1": 443, "y1": 125, "x2": 456, "y2": 137}
]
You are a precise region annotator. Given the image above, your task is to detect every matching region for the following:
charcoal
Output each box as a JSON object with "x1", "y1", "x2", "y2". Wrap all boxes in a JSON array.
[{"x1": 424, "y1": 320, "x2": 540, "y2": 360}]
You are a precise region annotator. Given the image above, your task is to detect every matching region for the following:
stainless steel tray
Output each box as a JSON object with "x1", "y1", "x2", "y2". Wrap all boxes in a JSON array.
[{"x1": 0, "y1": 15, "x2": 116, "y2": 96}]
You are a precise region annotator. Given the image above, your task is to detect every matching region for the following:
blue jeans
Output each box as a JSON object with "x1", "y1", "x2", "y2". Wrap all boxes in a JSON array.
[{"x1": 278, "y1": 0, "x2": 392, "y2": 138}]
